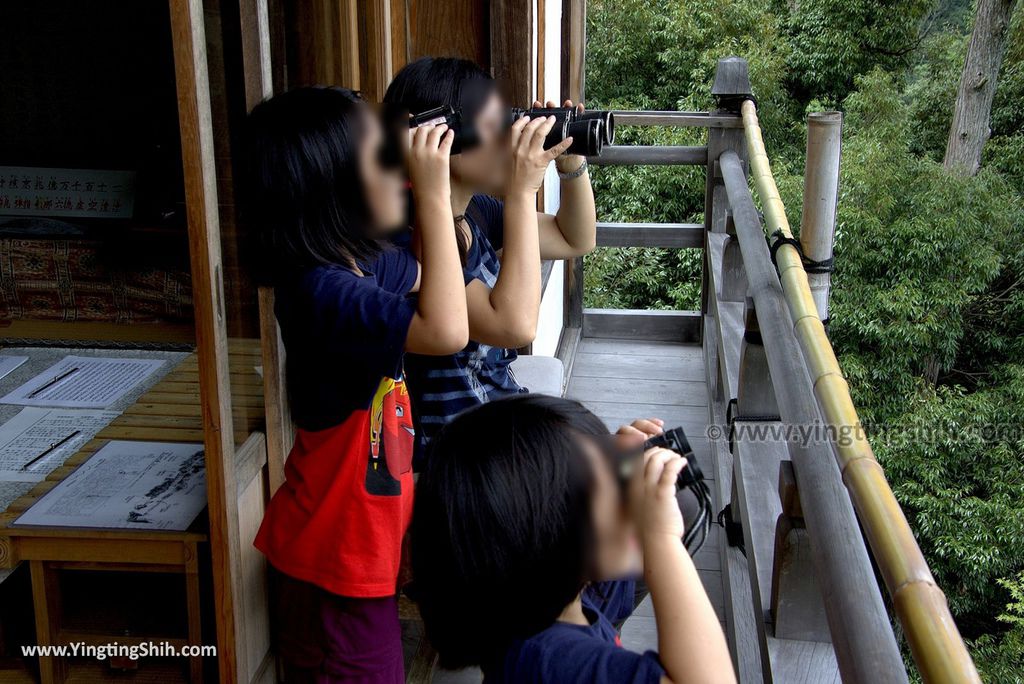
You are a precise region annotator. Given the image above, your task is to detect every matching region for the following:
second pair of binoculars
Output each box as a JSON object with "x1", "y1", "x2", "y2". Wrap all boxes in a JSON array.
[{"x1": 408, "y1": 105, "x2": 615, "y2": 157}]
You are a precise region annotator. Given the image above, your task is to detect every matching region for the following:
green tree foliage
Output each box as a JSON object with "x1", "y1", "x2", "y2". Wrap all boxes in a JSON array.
[
  {"x1": 585, "y1": 0, "x2": 1024, "y2": 675},
  {"x1": 778, "y1": 0, "x2": 934, "y2": 101}
]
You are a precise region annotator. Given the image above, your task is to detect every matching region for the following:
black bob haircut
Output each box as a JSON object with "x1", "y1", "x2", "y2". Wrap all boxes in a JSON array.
[
  {"x1": 383, "y1": 56, "x2": 497, "y2": 122},
  {"x1": 243, "y1": 86, "x2": 381, "y2": 284},
  {"x1": 410, "y1": 394, "x2": 611, "y2": 669}
]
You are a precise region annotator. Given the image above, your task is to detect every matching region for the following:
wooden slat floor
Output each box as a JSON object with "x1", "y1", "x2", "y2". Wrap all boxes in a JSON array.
[{"x1": 566, "y1": 337, "x2": 724, "y2": 654}]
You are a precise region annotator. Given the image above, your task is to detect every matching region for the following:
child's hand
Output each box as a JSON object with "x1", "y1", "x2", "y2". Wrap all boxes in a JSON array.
[
  {"x1": 614, "y1": 417, "x2": 664, "y2": 451},
  {"x1": 507, "y1": 115, "x2": 573, "y2": 196},
  {"x1": 530, "y1": 98, "x2": 587, "y2": 174},
  {"x1": 408, "y1": 124, "x2": 454, "y2": 200},
  {"x1": 632, "y1": 447, "x2": 686, "y2": 542}
]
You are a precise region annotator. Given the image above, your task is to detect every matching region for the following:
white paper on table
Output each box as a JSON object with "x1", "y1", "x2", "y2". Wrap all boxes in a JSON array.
[
  {"x1": 0, "y1": 356, "x2": 28, "y2": 382},
  {"x1": 0, "y1": 407, "x2": 120, "y2": 482},
  {"x1": 0, "y1": 356, "x2": 164, "y2": 409},
  {"x1": 15, "y1": 440, "x2": 207, "y2": 531}
]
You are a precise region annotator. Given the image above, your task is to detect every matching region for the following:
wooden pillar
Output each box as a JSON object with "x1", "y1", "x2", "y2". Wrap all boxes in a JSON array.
[
  {"x1": 490, "y1": 0, "x2": 534, "y2": 107},
  {"x1": 561, "y1": 0, "x2": 585, "y2": 331},
  {"x1": 359, "y1": 0, "x2": 393, "y2": 102},
  {"x1": 169, "y1": 1, "x2": 246, "y2": 680}
]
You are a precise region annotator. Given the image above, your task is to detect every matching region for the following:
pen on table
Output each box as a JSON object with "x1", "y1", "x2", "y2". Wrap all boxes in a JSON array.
[
  {"x1": 21, "y1": 430, "x2": 82, "y2": 471},
  {"x1": 26, "y1": 367, "x2": 79, "y2": 399}
]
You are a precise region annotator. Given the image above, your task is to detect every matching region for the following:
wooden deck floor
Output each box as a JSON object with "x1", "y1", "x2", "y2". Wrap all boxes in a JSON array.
[{"x1": 565, "y1": 336, "x2": 725, "y2": 653}]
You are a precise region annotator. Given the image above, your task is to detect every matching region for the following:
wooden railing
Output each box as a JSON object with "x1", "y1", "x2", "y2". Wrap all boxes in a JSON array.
[{"x1": 562, "y1": 56, "x2": 980, "y2": 684}]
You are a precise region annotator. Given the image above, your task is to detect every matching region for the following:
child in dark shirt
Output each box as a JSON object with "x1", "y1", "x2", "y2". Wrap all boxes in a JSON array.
[
  {"x1": 411, "y1": 395, "x2": 736, "y2": 684},
  {"x1": 384, "y1": 58, "x2": 598, "y2": 463},
  {"x1": 244, "y1": 86, "x2": 468, "y2": 682}
]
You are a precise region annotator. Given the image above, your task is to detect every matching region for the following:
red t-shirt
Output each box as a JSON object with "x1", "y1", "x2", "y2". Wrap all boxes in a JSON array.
[
  {"x1": 255, "y1": 253, "x2": 418, "y2": 597},
  {"x1": 255, "y1": 376, "x2": 414, "y2": 597}
]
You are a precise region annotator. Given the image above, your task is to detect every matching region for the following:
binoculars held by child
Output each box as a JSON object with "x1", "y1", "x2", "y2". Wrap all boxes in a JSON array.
[{"x1": 408, "y1": 104, "x2": 615, "y2": 157}]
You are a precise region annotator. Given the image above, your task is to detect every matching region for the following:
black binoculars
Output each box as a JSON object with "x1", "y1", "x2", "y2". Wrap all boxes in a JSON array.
[
  {"x1": 614, "y1": 426, "x2": 704, "y2": 491},
  {"x1": 407, "y1": 105, "x2": 615, "y2": 157},
  {"x1": 613, "y1": 426, "x2": 713, "y2": 555}
]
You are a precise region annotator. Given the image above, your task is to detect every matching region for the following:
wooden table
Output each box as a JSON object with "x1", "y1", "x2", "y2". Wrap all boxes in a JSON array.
[{"x1": 0, "y1": 341, "x2": 265, "y2": 684}]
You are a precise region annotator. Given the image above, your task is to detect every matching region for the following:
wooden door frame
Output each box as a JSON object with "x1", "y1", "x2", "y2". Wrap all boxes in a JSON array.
[
  {"x1": 490, "y1": 0, "x2": 535, "y2": 107},
  {"x1": 168, "y1": 0, "x2": 247, "y2": 681}
]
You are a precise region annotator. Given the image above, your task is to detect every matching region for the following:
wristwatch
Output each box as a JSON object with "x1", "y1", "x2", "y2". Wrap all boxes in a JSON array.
[{"x1": 557, "y1": 158, "x2": 588, "y2": 180}]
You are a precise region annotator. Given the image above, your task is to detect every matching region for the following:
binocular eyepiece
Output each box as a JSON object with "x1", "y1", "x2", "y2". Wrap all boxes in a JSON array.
[{"x1": 406, "y1": 105, "x2": 615, "y2": 157}]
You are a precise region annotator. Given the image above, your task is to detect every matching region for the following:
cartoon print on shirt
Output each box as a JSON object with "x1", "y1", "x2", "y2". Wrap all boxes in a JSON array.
[{"x1": 366, "y1": 375, "x2": 415, "y2": 496}]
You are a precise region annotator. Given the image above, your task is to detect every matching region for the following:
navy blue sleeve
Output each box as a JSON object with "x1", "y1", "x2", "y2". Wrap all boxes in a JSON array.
[
  {"x1": 470, "y1": 194, "x2": 505, "y2": 250},
  {"x1": 305, "y1": 268, "x2": 417, "y2": 377},
  {"x1": 585, "y1": 580, "x2": 638, "y2": 625},
  {"x1": 511, "y1": 637, "x2": 665, "y2": 684},
  {"x1": 373, "y1": 246, "x2": 420, "y2": 295}
]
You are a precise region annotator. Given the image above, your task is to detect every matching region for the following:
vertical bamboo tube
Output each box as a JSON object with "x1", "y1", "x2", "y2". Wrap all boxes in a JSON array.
[
  {"x1": 800, "y1": 112, "x2": 842, "y2": 321},
  {"x1": 739, "y1": 99, "x2": 981, "y2": 684}
]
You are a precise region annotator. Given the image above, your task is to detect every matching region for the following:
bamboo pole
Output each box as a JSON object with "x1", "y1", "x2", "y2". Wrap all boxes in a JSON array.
[
  {"x1": 739, "y1": 99, "x2": 980, "y2": 684},
  {"x1": 800, "y1": 112, "x2": 842, "y2": 321},
  {"x1": 721, "y1": 152, "x2": 909, "y2": 683}
]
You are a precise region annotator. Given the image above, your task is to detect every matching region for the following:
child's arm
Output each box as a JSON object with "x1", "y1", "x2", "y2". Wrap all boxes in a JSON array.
[
  {"x1": 636, "y1": 449, "x2": 736, "y2": 684},
  {"x1": 466, "y1": 115, "x2": 573, "y2": 348},
  {"x1": 534, "y1": 100, "x2": 598, "y2": 260},
  {"x1": 405, "y1": 124, "x2": 470, "y2": 355}
]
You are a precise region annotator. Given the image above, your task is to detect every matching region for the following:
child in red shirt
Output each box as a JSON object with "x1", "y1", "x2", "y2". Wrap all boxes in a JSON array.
[{"x1": 244, "y1": 86, "x2": 468, "y2": 682}]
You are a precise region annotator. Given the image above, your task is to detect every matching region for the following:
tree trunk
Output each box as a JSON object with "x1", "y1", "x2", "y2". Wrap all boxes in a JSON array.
[{"x1": 944, "y1": 0, "x2": 1018, "y2": 175}]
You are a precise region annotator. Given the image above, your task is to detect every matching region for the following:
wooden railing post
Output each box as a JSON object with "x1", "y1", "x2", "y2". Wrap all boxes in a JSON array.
[
  {"x1": 703, "y1": 57, "x2": 751, "y2": 316},
  {"x1": 771, "y1": 461, "x2": 830, "y2": 642},
  {"x1": 737, "y1": 298, "x2": 778, "y2": 418}
]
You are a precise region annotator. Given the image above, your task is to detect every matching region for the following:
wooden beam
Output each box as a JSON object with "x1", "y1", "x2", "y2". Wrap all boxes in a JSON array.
[
  {"x1": 596, "y1": 222, "x2": 704, "y2": 249},
  {"x1": 590, "y1": 145, "x2": 708, "y2": 166},
  {"x1": 583, "y1": 309, "x2": 702, "y2": 343},
  {"x1": 612, "y1": 111, "x2": 743, "y2": 128},
  {"x1": 702, "y1": 58, "x2": 750, "y2": 322},
  {"x1": 169, "y1": 1, "x2": 245, "y2": 681}
]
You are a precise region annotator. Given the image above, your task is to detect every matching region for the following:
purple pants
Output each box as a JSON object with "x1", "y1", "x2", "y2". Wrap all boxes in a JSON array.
[{"x1": 271, "y1": 569, "x2": 404, "y2": 683}]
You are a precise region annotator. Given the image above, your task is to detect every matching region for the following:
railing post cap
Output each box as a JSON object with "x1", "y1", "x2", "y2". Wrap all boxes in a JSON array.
[
  {"x1": 711, "y1": 56, "x2": 754, "y2": 109},
  {"x1": 807, "y1": 111, "x2": 843, "y2": 127}
]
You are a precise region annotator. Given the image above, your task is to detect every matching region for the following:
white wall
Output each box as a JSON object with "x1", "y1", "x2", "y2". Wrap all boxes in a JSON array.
[{"x1": 533, "y1": 0, "x2": 566, "y2": 358}]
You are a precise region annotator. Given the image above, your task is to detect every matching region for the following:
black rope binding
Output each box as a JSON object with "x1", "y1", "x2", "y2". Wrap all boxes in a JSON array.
[
  {"x1": 767, "y1": 229, "x2": 835, "y2": 275},
  {"x1": 716, "y1": 504, "x2": 746, "y2": 556},
  {"x1": 726, "y1": 398, "x2": 782, "y2": 455}
]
